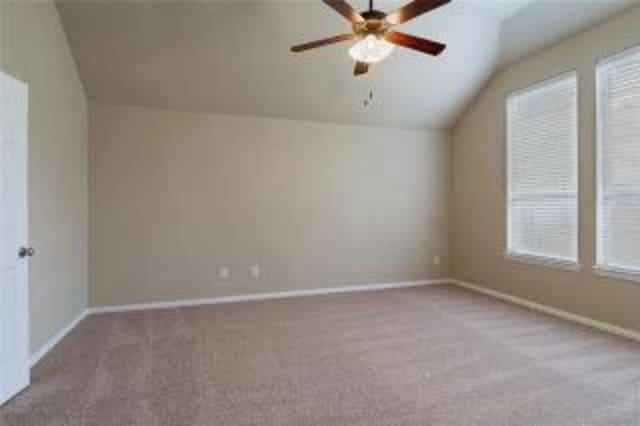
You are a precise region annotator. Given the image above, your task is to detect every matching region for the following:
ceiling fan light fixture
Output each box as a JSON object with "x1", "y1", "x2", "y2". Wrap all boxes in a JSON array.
[{"x1": 348, "y1": 34, "x2": 395, "y2": 64}]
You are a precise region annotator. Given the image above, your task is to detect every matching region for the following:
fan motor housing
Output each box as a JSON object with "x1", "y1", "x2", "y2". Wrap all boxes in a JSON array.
[{"x1": 353, "y1": 10, "x2": 390, "y2": 38}]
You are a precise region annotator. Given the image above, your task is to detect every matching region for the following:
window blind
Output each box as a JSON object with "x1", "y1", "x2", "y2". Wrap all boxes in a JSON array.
[
  {"x1": 597, "y1": 47, "x2": 640, "y2": 275},
  {"x1": 506, "y1": 73, "x2": 578, "y2": 264}
]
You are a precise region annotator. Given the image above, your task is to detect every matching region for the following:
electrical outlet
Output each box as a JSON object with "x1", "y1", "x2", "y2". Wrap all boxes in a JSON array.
[
  {"x1": 250, "y1": 265, "x2": 260, "y2": 279},
  {"x1": 219, "y1": 267, "x2": 230, "y2": 280},
  {"x1": 434, "y1": 256, "x2": 442, "y2": 266}
]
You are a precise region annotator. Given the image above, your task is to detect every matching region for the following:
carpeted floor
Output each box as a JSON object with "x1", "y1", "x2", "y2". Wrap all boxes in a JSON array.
[{"x1": 1, "y1": 284, "x2": 640, "y2": 425}]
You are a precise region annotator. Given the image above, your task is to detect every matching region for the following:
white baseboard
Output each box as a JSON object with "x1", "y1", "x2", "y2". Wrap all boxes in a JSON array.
[
  {"x1": 30, "y1": 309, "x2": 89, "y2": 367},
  {"x1": 88, "y1": 279, "x2": 448, "y2": 314},
  {"x1": 450, "y1": 278, "x2": 640, "y2": 343}
]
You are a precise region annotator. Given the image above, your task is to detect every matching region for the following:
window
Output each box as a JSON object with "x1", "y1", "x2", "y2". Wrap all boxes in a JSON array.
[
  {"x1": 596, "y1": 47, "x2": 640, "y2": 279},
  {"x1": 506, "y1": 73, "x2": 579, "y2": 267}
]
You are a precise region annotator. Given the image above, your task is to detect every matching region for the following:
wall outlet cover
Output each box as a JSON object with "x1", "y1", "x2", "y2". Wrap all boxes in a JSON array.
[
  {"x1": 250, "y1": 265, "x2": 260, "y2": 279},
  {"x1": 219, "y1": 267, "x2": 230, "y2": 280}
]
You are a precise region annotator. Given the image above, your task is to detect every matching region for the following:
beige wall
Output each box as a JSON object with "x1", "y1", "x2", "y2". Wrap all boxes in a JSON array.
[
  {"x1": 1, "y1": 1, "x2": 89, "y2": 354},
  {"x1": 453, "y1": 6, "x2": 640, "y2": 332},
  {"x1": 90, "y1": 105, "x2": 450, "y2": 307}
]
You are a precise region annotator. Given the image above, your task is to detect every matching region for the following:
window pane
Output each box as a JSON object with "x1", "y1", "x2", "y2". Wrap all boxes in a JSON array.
[
  {"x1": 598, "y1": 47, "x2": 640, "y2": 272},
  {"x1": 507, "y1": 73, "x2": 578, "y2": 262},
  {"x1": 510, "y1": 197, "x2": 578, "y2": 261}
]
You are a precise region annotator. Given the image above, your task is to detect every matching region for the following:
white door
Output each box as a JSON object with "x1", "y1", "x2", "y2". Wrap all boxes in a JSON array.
[{"x1": 0, "y1": 72, "x2": 30, "y2": 406}]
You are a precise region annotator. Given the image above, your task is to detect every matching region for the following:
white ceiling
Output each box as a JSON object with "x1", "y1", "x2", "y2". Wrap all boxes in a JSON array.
[
  {"x1": 498, "y1": 0, "x2": 638, "y2": 67},
  {"x1": 56, "y1": 0, "x2": 636, "y2": 130},
  {"x1": 454, "y1": 0, "x2": 533, "y2": 20}
]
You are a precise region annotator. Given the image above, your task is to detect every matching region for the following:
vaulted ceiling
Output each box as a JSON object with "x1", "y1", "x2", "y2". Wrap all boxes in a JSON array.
[{"x1": 57, "y1": 0, "x2": 637, "y2": 129}]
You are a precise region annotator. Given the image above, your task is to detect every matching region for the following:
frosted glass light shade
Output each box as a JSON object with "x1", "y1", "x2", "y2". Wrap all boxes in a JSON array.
[{"x1": 348, "y1": 35, "x2": 395, "y2": 64}]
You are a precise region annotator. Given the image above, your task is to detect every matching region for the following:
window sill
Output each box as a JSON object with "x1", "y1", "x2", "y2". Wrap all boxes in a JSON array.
[
  {"x1": 593, "y1": 265, "x2": 640, "y2": 284},
  {"x1": 505, "y1": 252, "x2": 581, "y2": 272}
]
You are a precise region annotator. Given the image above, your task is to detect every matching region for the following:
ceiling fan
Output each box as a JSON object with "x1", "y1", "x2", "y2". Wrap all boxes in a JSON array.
[{"x1": 291, "y1": 0, "x2": 451, "y2": 76}]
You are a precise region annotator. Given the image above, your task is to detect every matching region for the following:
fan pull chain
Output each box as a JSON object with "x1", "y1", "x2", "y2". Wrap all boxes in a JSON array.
[
  {"x1": 360, "y1": 70, "x2": 375, "y2": 109},
  {"x1": 363, "y1": 88, "x2": 374, "y2": 108}
]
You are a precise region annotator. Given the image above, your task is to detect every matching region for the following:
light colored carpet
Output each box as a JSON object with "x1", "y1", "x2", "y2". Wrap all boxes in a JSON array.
[{"x1": 1, "y1": 284, "x2": 640, "y2": 425}]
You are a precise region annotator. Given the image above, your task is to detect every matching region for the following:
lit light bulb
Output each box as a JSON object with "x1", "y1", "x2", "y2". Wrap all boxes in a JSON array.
[{"x1": 348, "y1": 35, "x2": 395, "y2": 64}]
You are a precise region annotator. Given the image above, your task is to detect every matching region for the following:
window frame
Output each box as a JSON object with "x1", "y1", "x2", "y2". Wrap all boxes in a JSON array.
[
  {"x1": 595, "y1": 45, "x2": 640, "y2": 284},
  {"x1": 504, "y1": 71, "x2": 581, "y2": 271}
]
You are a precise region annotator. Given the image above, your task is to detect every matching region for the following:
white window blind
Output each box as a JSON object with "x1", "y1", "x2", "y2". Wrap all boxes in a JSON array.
[
  {"x1": 506, "y1": 73, "x2": 579, "y2": 265},
  {"x1": 597, "y1": 47, "x2": 640, "y2": 277}
]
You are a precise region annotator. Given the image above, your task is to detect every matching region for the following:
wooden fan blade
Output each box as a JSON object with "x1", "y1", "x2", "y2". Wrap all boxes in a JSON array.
[
  {"x1": 385, "y1": 31, "x2": 446, "y2": 56},
  {"x1": 385, "y1": 0, "x2": 451, "y2": 25},
  {"x1": 322, "y1": 0, "x2": 365, "y2": 23},
  {"x1": 354, "y1": 61, "x2": 369, "y2": 76},
  {"x1": 291, "y1": 33, "x2": 356, "y2": 52}
]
